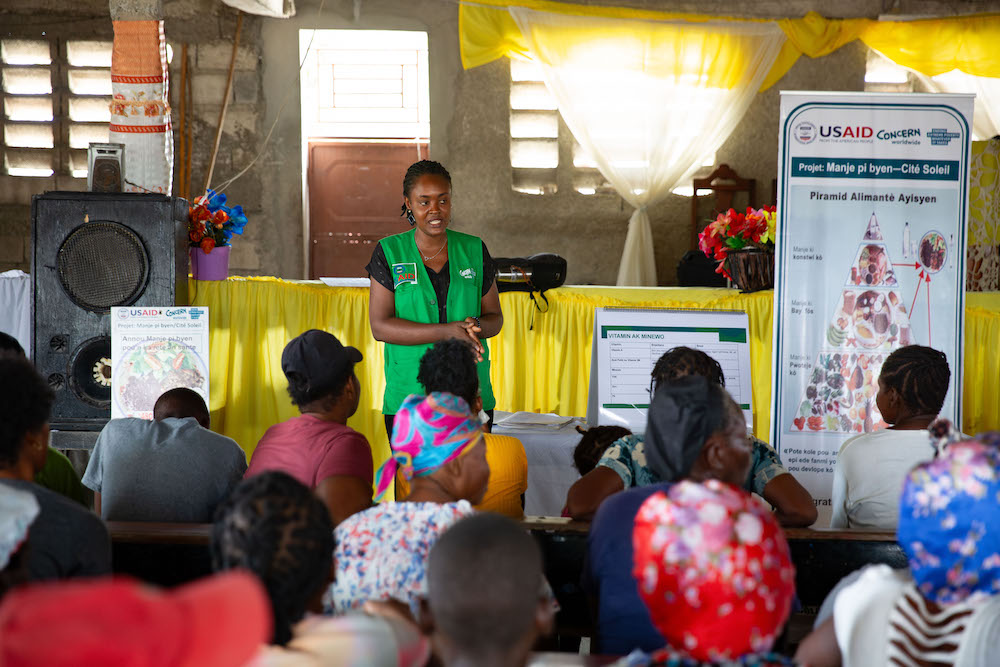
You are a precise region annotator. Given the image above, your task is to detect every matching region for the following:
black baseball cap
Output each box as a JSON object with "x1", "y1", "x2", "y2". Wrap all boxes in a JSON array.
[{"x1": 281, "y1": 329, "x2": 363, "y2": 392}]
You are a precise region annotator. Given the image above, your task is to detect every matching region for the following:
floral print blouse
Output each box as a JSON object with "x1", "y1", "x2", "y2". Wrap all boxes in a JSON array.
[{"x1": 329, "y1": 500, "x2": 475, "y2": 616}]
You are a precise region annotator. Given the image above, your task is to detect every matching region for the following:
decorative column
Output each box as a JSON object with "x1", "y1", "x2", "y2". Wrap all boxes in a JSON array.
[{"x1": 108, "y1": 0, "x2": 173, "y2": 194}]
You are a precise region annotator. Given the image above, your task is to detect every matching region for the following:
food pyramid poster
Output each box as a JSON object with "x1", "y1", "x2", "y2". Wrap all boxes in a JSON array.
[{"x1": 789, "y1": 213, "x2": 924, "y2": 434}]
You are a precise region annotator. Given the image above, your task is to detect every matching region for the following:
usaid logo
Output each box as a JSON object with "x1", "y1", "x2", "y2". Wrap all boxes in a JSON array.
[
  {"x1": 794, "y1": 122, "x2": 817, "y2": 144},
  {"x1": 117, "y1": 309, "x2": 129, "y2": 319}
]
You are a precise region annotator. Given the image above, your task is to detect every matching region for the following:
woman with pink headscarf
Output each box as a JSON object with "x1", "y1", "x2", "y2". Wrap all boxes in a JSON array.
[
  {"x1": 330, "y1": 392, "x2": 489, "y2": 616},
  {"x1": 617, "y1": 479, "x2": 798, "y2": 666}
]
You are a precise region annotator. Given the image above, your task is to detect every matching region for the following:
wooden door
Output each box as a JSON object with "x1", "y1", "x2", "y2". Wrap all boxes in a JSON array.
[{"x1": 307, "y1": 141, "x2": 427, "y2": 278}]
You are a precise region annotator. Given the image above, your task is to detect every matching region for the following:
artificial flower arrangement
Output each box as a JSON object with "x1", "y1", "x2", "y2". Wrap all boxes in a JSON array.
[
  {"x1": 698, "y1": 206, "x2": 777, "y2": 280},
  {"x1": 188, "y1": 189, "x2": 248, "y2": 254}
]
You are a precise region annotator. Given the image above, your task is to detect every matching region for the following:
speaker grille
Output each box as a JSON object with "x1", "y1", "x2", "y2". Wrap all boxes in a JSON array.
[{"x1": 57, "y1": 221, "x2": 150, "y2": 312}]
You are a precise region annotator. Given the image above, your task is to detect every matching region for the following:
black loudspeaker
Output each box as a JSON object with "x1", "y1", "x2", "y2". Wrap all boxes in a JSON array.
[
  {"x1": 495, "y1": 253, "x2": 567, "y2": 293},
  {"x1": 31, "y1": 192, "x2": 189, "y2": 430}
]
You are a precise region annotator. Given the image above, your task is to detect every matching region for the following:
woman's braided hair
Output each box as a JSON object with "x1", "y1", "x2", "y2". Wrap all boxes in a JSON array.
[
  {"x1": 651, "y1": 346, "x2": 725, "y2": 390},
  {"x1": 400, "y1": 160, "x2": 451, "y2": 216},
  {"x1": 211, "y1": 472, "x2": 334, "y2": 646},
  {"x1": 573, "y1": 425, "x2": 632, "y2": 474},
  {"x1": 879, "y1": 345, "x2": 951, "y2": 415}
]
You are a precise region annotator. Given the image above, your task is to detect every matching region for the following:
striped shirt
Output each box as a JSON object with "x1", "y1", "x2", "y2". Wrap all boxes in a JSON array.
[{"x1": 834, "y1": 565, "x2": 1000, "y2": 667}]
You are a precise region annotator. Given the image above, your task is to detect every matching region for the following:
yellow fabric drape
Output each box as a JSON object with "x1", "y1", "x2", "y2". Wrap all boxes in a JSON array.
[
  {"x1": 191, "y1": 280, "x2": 1000, "y2": 471},
  {"x1": 459, "y1": 2, "x2": 1000, "y2": 90},
  {"x1": 859, "y1": 14, "x2": 1000, "y2": 78}
]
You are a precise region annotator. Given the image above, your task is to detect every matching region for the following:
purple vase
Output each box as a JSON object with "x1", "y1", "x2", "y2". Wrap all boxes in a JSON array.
[{"x1": 190, "y1": 245, "x2": 230, "y2": 280}]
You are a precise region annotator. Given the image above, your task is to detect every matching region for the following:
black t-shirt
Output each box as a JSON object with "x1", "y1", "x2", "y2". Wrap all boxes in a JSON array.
[
  {"x1": 0, "y1": 478, "x2": 111, "y2": 582},
  {"x1": 366, "y1": 240, "x2": 497, "y2": 325}
]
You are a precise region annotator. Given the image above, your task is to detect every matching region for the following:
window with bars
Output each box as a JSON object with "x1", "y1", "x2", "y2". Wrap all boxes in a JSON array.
[
  {"x1": 1, "y1": 38, "x2": 112, "y2": 178},
  {"x1": 300, "y1": 30, "x2": 430, "y2": 140},
  {"x1": 509, "y1": 59, "x2": 619, "y2": 196}
]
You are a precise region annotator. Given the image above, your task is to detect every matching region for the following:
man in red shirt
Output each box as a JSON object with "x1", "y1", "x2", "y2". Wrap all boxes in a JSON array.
[{"x1": 246, "y1": 330, "x2": 373, "y2": 525}]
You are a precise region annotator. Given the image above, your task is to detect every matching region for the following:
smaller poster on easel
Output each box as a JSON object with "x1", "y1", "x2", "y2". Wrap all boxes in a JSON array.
[{"x1": 110, "y1": 306, "x2": 210, "y2": 420}]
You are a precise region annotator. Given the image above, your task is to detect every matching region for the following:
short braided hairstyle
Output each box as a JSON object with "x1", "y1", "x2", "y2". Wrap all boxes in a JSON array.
[
  {"x1": 211, "y1": 472, "x2": 334, "y2": 646},
  {"x1": 651, "y1": 346, "x2": 725, "y2": 390},
  {"x1": 418, "y1": 339, "x2": 479, "y2": 408},
  {"x1": 879, "y1": 345, "x2": 951, "y2": 416},
  {"x1": 0, "y1": 355, "x2": 54, "y2": 469},
  {"x1": 573, "y1": 425, "x2": 632, "y2": 474},
  {"x1": 401, "y1": 160, "x2": 452, "y2": 216}
]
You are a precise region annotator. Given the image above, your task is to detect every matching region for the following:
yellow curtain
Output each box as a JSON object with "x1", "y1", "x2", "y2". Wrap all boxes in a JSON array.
[
  {"x1": 459, "y1": 2, "x2": 1000, "y2": 89},
  {"x1": 190, "y1": 279, "x2": 1000, "y2": 475}
]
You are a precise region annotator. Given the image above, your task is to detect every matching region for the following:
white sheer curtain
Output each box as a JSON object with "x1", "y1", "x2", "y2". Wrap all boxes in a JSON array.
[
  {"x1": 508, "y1": 9, "x2": 786, "y2": 285},
  {"x1": 912, "y1": 69, "x2": 1000, "y2": 140}
]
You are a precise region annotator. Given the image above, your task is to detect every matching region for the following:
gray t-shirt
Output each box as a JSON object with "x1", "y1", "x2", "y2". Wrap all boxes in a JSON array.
[
  {"x1": 0, "y1": 478, "x2": 111, "y2": 581},
  {"x1": 83, "y1": 417, "x2": 248, "y2": 522}
]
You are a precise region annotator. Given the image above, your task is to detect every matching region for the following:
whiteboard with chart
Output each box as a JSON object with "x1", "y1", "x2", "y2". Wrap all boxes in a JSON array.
[{"x1": 587, "y1": 308, "x2": 753, "y2": 432}]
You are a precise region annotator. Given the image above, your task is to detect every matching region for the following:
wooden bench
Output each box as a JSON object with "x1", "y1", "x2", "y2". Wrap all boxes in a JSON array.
[
  {"x1": 107, "y1": 521, "x2": 212, "y2": 587},
  {"x1": 523, "y1": 518, "x2": 906, "y2": 640},
  {"x1": 105, "y1": 517, "x2": 907, "y2": 636}
]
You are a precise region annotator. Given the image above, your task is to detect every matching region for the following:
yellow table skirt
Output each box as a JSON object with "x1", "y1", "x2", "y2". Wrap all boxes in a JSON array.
[{"x1": 190, "y1": 278, "x2": 1000, "y2": 472}]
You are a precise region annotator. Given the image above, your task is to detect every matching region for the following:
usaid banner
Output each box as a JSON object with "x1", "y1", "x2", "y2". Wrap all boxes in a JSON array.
[
  {"x1": 111, "y1": 306, "x2": 210, "y2": 420},
  {"x1": 773, "y1": 93, "x2": 972, "y2": 525}
]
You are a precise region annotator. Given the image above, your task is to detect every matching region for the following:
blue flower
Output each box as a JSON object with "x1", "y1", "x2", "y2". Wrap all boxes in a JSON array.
[{"x1": 204, "y1": 189, "x2": 227, "y2": 212}]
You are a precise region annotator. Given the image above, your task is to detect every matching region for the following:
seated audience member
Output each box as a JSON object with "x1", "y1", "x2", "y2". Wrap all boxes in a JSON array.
[
  {"x1": 566, "y1": 346, "x2": 816, "y2": 526},
  {"x1": 573, "y1": 424, "x2": 632, "y2": 476},
  {"x1": 0, "y1": 333, "x2": 86, "y2": 506},
  {"x1": 331, "y1": 392, "x2": 487, "y2": 616},
  {"x1": 82, "y1": 387, "x2": 246, "y2": 522},
  {"x1": 830, "y1": 344, "x2": 950, "y2": 530},
  {"x1": 586, "y1": 376, "x2": 753, "y2": 654},
  {"x1": 0, "y1": 570, "x2": 270, "y2": 666},
  {"x1": 396, "y1": 339, "x2": 527, "y2": 518},
  {"x1": 423, "y1": 513, "x2": 555, "y2": 667},
  {"x1": 246, "y1": 329, "x2": 373, "y2": 525},
  {"x1": 0, "y1": 485, "x2": 39, "y2": 597},
  {"x1": 213, "y1": 471, "x2": 429, "y2": 666},
  {"x1": 797, "y1": 427, "x2": 1000, "y2": 667},
  {"x1": 617, "y1": 480, "x2": 797, "y2": 666},
  {"x1": 0, "y1": 355, "x2": 110, "y2": 581}
]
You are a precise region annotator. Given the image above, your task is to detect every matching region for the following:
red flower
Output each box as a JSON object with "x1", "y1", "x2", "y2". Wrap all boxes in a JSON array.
[
  {"x1": 212, "y1": 209, "x2": 228, "y2": 225},
  {"x1": 189, "y1": 228, "x2": 204, "y2": 243},
  {"x1": 200, "y1": 237, "x2": 216, "y2": 254}
]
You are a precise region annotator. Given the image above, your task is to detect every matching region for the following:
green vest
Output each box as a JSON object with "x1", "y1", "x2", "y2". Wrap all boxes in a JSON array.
[{"x1": 379, "y1": 229, "x2": 496, "y2": 414}]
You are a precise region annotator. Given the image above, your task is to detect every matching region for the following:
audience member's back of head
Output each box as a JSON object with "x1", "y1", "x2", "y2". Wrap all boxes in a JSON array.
[
  {"x1": 898, "y1": 429, "x2": 1000, "y2": 605},
  {"x1": 633, "y1": 480, "x2": 795, "y2": 661},
  {"x1": 417, "y1": 339, "x2": 478, "y2": 407},
  {"x1": 652, "y1": 346, "x2": 725, "y2": 389},
  {"x1": 878, "y1": 344, "x2": 951, "y2": 418},
  {"x1": 211, "y1": 471, "x2": 334, "y2": 645},
  {"x1": 0, "y1": 332, "x2": 25, "y2": 357},
  {"x1": 426, "y1": 513, "x2": 550, "y2": 662},
  {"x1": 0, "y1": 356, "x2": 54, "y2": 471},
  {"x1": 573, "y1": 425, "x2": 632, "y2": 475},
  {"x1": 153, "y1": 387, "x2": 210, "y2": 429}
]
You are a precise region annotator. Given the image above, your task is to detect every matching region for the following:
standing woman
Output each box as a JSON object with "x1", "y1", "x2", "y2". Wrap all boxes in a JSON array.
[{"x1": 367, "y1": 160, "x2": 502, "y2": 435}]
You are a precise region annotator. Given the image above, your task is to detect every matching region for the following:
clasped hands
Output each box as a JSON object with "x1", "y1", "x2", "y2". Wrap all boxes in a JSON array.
[{"x1": 446, "y1": 317, "x2": 484, "y2": 361}]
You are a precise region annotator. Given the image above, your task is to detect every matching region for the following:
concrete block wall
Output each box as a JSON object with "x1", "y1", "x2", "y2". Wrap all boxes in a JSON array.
[
  {"x1": 0, "y1": 0, "x2": 270, "y2": 277},
  {"x1": 165, "y1": 4, "x2": 267, "y2": 276},
  {"x1": 3, "y1": 0, "x2": 994, "y2": 282}
]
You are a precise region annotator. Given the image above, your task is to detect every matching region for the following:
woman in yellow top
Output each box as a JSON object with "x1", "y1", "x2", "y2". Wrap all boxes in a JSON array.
[
  {"x1": 367, "y1": 161, "x2": 503, "y2": 437},
  {"x1": 396, "y1": 339, "x2": 527, "y2": 518}
]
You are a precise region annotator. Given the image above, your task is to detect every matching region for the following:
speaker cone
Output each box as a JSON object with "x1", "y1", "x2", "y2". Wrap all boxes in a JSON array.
[{"x1": 68, "y1": 336, "x2": 112, "y2": 408}]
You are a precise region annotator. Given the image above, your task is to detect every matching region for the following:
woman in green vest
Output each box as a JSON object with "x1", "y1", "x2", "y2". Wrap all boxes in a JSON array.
[{"x1": 367, "y1": 160, "x2": 503, "y2": 437}]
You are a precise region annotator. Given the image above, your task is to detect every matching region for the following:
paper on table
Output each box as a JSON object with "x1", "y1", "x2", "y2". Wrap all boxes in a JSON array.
[
  {"x1": 319, "y1": 277, "x2": 370, "y2": 287},
  {"x1": 493, "y1": 411, "x2": 576, "y2": 429}
]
